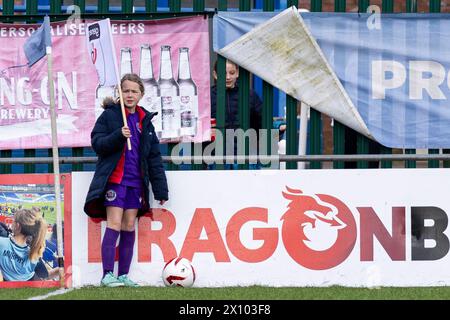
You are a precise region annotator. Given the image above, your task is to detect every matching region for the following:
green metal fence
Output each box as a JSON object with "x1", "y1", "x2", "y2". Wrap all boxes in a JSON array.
[{"x1": 0, "y1": 0, "x2": 448, "y2": 173}]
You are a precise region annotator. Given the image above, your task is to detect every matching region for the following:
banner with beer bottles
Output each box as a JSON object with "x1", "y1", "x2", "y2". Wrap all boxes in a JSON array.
[{"x1": 0, "y1": 16, "x2": 211, "y2": 150}]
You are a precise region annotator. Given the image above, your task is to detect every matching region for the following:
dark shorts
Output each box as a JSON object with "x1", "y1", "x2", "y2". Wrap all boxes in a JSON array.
[
  {"x1": 30, "y1": 258, "x2": 50, "y2": 280},
  {"x1": 104, "y1": 183, "x2": 143, "y2": 210}
]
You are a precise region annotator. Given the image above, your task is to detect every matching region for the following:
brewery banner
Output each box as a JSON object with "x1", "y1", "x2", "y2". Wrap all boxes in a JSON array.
[
  {"x1": 214, "y1": 9, "x2": 450, "y2": 149},
  {"x1": 0, "y1": 16, "x2": 211, "y2": 150}
]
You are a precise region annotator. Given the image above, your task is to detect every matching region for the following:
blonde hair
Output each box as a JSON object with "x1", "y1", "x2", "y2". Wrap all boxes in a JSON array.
[
  {"x1": 101, "y1": 73, "x2": 145, "y2": 108},
  {"x1": 121, "y1": 73, "x2": 145, "y2": 95},
  {"x1": 14, "y1": 208, "x2": 47, "y2": 261}
]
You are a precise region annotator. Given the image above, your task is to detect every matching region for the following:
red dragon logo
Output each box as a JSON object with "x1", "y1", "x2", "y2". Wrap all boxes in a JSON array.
[
  {"x1": 281, "y1": 187, "x2": 357, "y2": 270},
  {"x1": 90, "y1": 43, "x2": 97, "y2": 64}
]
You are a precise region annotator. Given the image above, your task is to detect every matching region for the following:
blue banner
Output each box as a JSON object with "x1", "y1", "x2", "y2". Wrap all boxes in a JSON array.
[{"x1": 214, "y1": 12, "x2": 450, "y2": 148}]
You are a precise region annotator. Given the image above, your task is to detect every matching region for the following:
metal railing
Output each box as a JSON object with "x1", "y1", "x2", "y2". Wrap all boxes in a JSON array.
[{"x1": 3, "y1": 154, "x2": 450, "y2": 165}]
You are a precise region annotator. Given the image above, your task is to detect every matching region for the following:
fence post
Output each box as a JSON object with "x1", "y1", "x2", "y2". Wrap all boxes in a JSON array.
[
  {"x1": 145, "y1": 0, "x2": 157, "y2": 12},
  {"x1": 330, "y1": 0, "x2": 346, "y2": 169},
  {"x1": 308, "y1": 108, "x2": 321, "y2": 169},
  {"x1": 215, "y1": 0, "x2": 228, "y2": 171},
  {"x1": 428, "y1": 0, "x2": 442, "y2": 168},
  {"x1": 98, "y1": 0, "x2": 110, "y2": 17},
  {"x1": 50, "y1": 0, "x2": 62, "y2": 14},
  {"x1": 165, "y1": 0, "x2": 181, "y2": 171},
  {"x1": 236, "y1": 0, "x2": 251, "y2": 170},
  {"x1": 305, "y1": 1, "x2": 322, "y2": 170},
  {"x1": 169, "y1": 0, "x2": 181, "y2": 13},
  {"x1": 261, "y1": 0, "x2": 275, "y2": 168},
  {"x1": 122, "y1": 0, "x2": 134, "y2": 13},
  {"x1": 284, "y1": 0, "x2": 299, "y2": 170},
  {"x1": 355, "y1": 0, "x2": 371, "y2": 169},
  {"x1": 401, "y1": 0, "x2": 418, "y2": 168},
  {"x1": 374, "y1": 1, "x2": 394, "y2": 168},
  {"x1": 72, "y1": 1, "x2": 87, "y2": 172},
  {"x1": 382, "y1": 0, "x2": 393, "y2": 13},
  {"x1": 0, "y1": 0, "x2": 15, "y2": 174},
  {"x1": 22, "y1": 0, "x2": 40, "y2": 174},
  {"x1": 190, "y1": 1, "x2": 206, "y2": 171},
  {"x1": 74, "y1": 0, "x2": 86, "y2": 14}
]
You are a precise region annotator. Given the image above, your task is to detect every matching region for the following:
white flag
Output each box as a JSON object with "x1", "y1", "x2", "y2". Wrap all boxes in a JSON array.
[
  {"x1": 218, "y1": 6, "x2": 371, "y2": 138},
  {"x1": 86, "y1": 18, "x2": 119, "y2": 86}
]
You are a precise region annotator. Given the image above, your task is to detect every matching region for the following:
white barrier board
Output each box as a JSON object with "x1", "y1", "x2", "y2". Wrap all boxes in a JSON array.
[{"x1": 71, "y1": 169, "x2": 450, "y2": 287}]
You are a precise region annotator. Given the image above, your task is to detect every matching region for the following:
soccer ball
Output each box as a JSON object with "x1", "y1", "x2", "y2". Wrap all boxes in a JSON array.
[{"x1": 162, "y1": 257, "x2": 196, "y2": 287}]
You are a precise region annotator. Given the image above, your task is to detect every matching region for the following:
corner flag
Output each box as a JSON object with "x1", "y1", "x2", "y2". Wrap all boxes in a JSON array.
[
  {"x1": 23, "y1": 16, "x2": 52, "y2": 67},
  {"x1": 85, "y1": 18, "x2": 131, "y2": 150},
  {"x1": 23, "y1": 15, "x2": 66, "y2": 287},
  {"x1": 86, "y1": 18, "x2": 119, "y2": 87}
]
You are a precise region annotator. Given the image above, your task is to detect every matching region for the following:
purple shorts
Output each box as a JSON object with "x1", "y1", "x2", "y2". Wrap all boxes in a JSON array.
[{"x1": 104, "y1": 183, "x2": 143, "y2": 210}]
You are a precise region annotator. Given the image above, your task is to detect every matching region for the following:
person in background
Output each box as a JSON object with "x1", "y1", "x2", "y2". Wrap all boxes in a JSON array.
[
  {"x1": 42, "y1": 222, "x2": 64, "y2": 269},
  {"x1": 0, "y1": 208, "x2": 59, "y2": 281},
  {"x1": 210, "y1": 59, "x2": 263, "y2": 169}
]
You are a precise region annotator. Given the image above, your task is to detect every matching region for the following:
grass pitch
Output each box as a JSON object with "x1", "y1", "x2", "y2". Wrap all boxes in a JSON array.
[{"x1": 1, "y1": 285, "x2": 450, "y2": 300}]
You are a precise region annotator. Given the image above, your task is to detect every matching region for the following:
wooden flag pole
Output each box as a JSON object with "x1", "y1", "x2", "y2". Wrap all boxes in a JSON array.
[
  {"x1": 117, "y1": 84, "x2": 132, "y2": 150},
  {"x1": 106, "y1": 18, "x2": 131, "y2": 150},
  {"x1": 46, "y1": 45, "x2": 65, "y2": 288}
]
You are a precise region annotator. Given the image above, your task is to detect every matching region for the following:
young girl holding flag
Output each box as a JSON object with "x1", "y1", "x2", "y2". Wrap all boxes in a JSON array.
[{"x1": 84, "y1": 73, "x2": 169, "y2": 287}]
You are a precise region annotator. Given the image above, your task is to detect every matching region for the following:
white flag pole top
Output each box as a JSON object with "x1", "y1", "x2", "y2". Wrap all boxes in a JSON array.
[
  {"x1": 86, "y1": 18, "x2": 131, "y2": 150},
  {"x1": 46, "y1": 44, "x2": 66, "y2": 288},
  {"x1": 298, "y1": 102, "x2": 309, "y2": 170},
  {"x1": 218, "y1": 6, "x2": 372, "y2": 139},
  {"x1": 106, "y1": 19, "x2": 131, "y2": 151}
]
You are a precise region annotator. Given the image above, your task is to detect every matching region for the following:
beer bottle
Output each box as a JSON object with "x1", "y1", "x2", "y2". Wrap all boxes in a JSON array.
[
  {"x1": 120, "y1": 47, "x2": 133, "y2": 77},
  {"x1": 139, "y1": 44, "x2": 162, "y2": 136},
  {"x1": 177, "y1": 47, "x2": 198, "y2": 137},
  {"x1": 158, "y1": 45, "x2": 180, "y2": 139}
]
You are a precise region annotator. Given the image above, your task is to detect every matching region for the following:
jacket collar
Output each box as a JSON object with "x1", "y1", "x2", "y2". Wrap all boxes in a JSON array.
[
  {"x1": 212, "y1": 84, "x2": 239, "y2": 93},
  {"x1": 125, "y1": 105, "x2": 146, "y2": 122},
  {"x1": 119, "y1": 104, "x2": 158, "y2": 122}
]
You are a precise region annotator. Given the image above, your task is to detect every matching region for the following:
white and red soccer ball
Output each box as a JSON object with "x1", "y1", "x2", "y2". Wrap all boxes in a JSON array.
[{"x1": 162, "y1": 257, "x2": 196, "y2": 287}]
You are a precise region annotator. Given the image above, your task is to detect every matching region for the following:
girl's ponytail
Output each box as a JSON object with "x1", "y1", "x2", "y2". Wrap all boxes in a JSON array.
[
  {"x1": 29, "y1": 215, "x2": 47, "y2": 261},
  {"x1": 15, "y1": 209, "x2": 48, "y2": 261}
]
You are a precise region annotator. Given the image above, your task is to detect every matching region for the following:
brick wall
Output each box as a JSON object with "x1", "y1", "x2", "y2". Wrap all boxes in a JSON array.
[{"x1": 441, "y1": 1, "x2": 450, "y2": 12}]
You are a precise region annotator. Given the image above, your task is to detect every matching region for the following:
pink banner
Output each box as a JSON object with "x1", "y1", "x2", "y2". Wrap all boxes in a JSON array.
[{"x1": 0, "y1": 17, "x2": 210, "y2": 150}]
